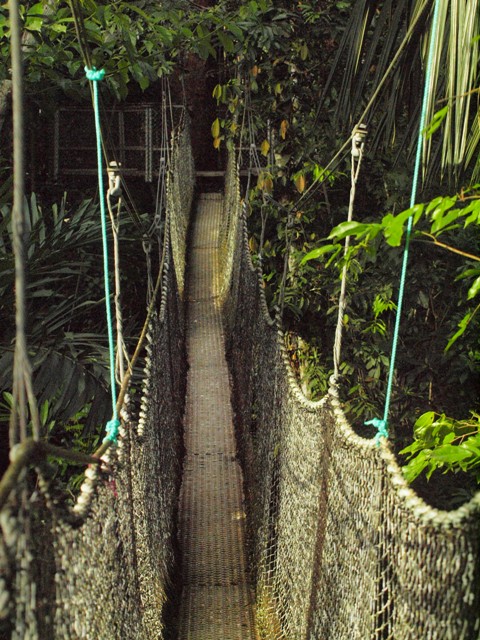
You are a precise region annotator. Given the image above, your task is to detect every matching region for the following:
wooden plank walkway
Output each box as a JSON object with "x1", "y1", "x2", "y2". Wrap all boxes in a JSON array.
[{"x1": 178, "y1": 193, "x2": 257, "y2": 639}]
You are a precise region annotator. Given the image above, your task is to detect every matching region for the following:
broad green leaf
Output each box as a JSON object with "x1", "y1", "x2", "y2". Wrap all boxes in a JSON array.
[
  {"x1": 328, "y1": 221, "x2": 368, "y2": 241},
  {"x1": 212, "y1": 84, "x2": 222, "y2": 100},
  {"x1": 467, "y1": 275, "x2": 480, "y2": 300},
  {"x1": 218, "y1": 31, "x2": 235, "y2": 53},
  {"x1": 382, "y1": 213, "x2": 404, "y2": 247},
  {"x1": 443, "y1": 432, "x2": 456, "y2": 445},
  {"x1": 25, "y1": 16, "x2": 43, "y2": 31},
  {"x1": 227, "y1": 22, "x2": 244, "y2": 41},
  {"x1": 426, "y1": 196, "x2": 444, "y2": 214},
  {"x1": 401, "y1": 449, "x2": 432, "y2": 482},
  {"x1": 211, "y1": 118, "x2": 220, "y2": 139},
  {"x1": 414, "y1": 411, "x2": 436, "y2": 431},
  {"x1": 300, "y1": 244, "x2": 338, "y2": 265},
  {"x1": 431, "y1": 444, "x2": 472, "y2": 464},
  {"x1": 431, "y1": 208, "x2": 462, "y2": 234},
  {"x1": 456, "y1": 267, "x2": 480, "y2": 281},
  {"x1": 27, "y1": 3, "x2": 45, "y2": 16}
]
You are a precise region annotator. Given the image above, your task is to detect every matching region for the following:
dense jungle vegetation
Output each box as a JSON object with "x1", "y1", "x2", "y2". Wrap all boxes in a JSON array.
[{"x1": 0, "y1": 0, "x2": 479, "y2": 505}]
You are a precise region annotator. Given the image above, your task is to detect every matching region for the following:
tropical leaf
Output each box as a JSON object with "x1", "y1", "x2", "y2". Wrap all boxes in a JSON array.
[{"x1": 0, "y1": 193, "x2": 147, "y2": 439}]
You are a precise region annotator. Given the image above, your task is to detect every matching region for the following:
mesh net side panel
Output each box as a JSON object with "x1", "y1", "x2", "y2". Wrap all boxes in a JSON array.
[
  {"x1": 224, "y1": 149, "x2": 480, "y2": 640},
  {"x1": 0, "y1": 119, "x2": 194, "y2": 640}
]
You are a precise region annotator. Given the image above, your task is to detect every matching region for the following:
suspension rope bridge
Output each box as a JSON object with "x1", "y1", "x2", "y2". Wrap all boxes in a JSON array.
[{"x1": 1, "y1": 1, "x2": 480, "y2": 634}]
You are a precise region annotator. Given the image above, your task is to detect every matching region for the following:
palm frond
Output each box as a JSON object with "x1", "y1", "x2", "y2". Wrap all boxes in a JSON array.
[
  {"x1": 0, "y1": 193, "x2": 144, "y2": 438},
  {"x1": 317, "y1": 0, "x2": 480, "y2": 186},
  {"x1": 0, "y1": 343, "x2": 111, "y2": 435}
]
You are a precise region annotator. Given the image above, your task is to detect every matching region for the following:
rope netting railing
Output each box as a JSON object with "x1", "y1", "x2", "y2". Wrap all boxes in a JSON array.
[
  {"x1": 0, "y1": 119, "x2": 194, "y2": 640},
  {"x1": 223, "y1": 150, "x2": 480, "y2": 640},
  {"x1": 169, "y1": 118, "x2": 196, "y2": 299}
]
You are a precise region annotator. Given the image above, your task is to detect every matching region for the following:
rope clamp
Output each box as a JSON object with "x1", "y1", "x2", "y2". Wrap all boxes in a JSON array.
[
  {"x1": 352, "y1": 123, "x2": 368, "y2": 157},
  {"x1": 107, "y1": 161, "x2": 122, "y2": 199},
  {"x1": 142, "y1": 235, "x2": 152, "y2": 254}
]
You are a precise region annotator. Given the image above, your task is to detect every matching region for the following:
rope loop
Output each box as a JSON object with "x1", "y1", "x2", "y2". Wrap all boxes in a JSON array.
[
  {"x1": 103, "y1": 418, "x2": 120, "y2": 443},
  {"x1": 85, "y1": 66, "x2": 105, "y2": 82},
  {"x1": 365, "y1": 418, "x2": 388, "y2": 446}
]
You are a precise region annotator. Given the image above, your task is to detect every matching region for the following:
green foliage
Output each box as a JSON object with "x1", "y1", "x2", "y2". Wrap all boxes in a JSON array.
[
  {"x1": 401, "y1": 411, "x2": 480, "y2": 484},
  {"x1": 0, "y1": 192, "x2": 147, "y2": 438},
  {"x1": 285, "y1": 333, "x2": 331, "y2": 399},
  {"x1": 323, "y1": 190, "x2": 480, "y2": 351},
  {"x1": 0, "y1": 0, "x2": 256, "y2": 101}
]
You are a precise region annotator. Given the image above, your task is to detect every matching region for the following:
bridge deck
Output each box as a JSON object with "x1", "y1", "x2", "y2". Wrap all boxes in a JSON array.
[{"x1": 178, "y1": 193, "x2": 257, "y2": 639}]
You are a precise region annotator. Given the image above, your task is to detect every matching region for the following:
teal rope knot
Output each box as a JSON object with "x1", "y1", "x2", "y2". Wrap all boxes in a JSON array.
[
  {"x1": 85, "y1": 66, "x2": 105, "y2": 82},
  {"x1": 365, "y1": 418, "x2": 388, "y2": 446},
  {"x1": 103, "y1": 418, "x2": 120, "y2": 444}
]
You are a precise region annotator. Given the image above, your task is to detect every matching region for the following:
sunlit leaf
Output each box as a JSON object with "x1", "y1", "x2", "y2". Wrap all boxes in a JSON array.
[
  {"x1": 423, "y1": 105, "x2": 449, "y2": 140},
  {"x1": 467, "y1": 276, "x2": 480, "y2": 300},
  {"x1": 300, "y1": 244, "x2": 338, "y2": 265},
  {"x1": 261, "y1": 139, "x2": 270, "y2": 157},
  {"x1": 295, "y1": 173, "x2": 306, "y2": 193},
  {"x1": 211, "y1": 118, "x2": 221, "y2": 139}
]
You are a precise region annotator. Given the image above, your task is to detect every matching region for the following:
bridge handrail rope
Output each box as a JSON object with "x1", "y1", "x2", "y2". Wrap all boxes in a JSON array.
[
  {"x1": 8, "y1": 0, "x2": 41, "y2": 447},
  {"x1": 366, "y1": 0, "x2": 442, "y2": 443},
  {"x1": 106, "y1": 161, "x2": 127, "y2": 386},
  {"x1": 85, "y1": 65, "x2": 120, "y2": 444}
]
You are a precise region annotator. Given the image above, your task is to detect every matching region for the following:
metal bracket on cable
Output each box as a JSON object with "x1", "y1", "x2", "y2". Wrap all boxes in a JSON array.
[
  {"x1": 107, "y1": 161, "x2": 122, "y2": 199},
  {"x1": 352, "y1": 123, "x2": 368, "y2": 158},
  {"x1": 154, "y1": 156, "x2": 166, "y2": 231},
  {"x1": 142, "y1": 234, "x2": 154, "y2": 304}
]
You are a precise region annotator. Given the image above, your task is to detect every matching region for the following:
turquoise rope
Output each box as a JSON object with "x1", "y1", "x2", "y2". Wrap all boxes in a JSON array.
[
  {"x1": 85, "y1": 66, "x2": 120, "y2": 443},
  {"x1": 368, "y1": 0, "x2": 442, "y2": 444}
]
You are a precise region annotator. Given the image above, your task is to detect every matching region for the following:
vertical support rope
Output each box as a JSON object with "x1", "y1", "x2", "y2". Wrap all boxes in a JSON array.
[
  {"x1": 85, "y1": 66, "x2": 120, "y2": 443},
  {"x1": 107, "y1": 189, "x2": 129, "y2": 385},
  {"x1": 366, "y1": 0, "x2": 442, "y2": 443},
  {"x1": 333, "y1": 125, "x2": 366, "y2": 378}
]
